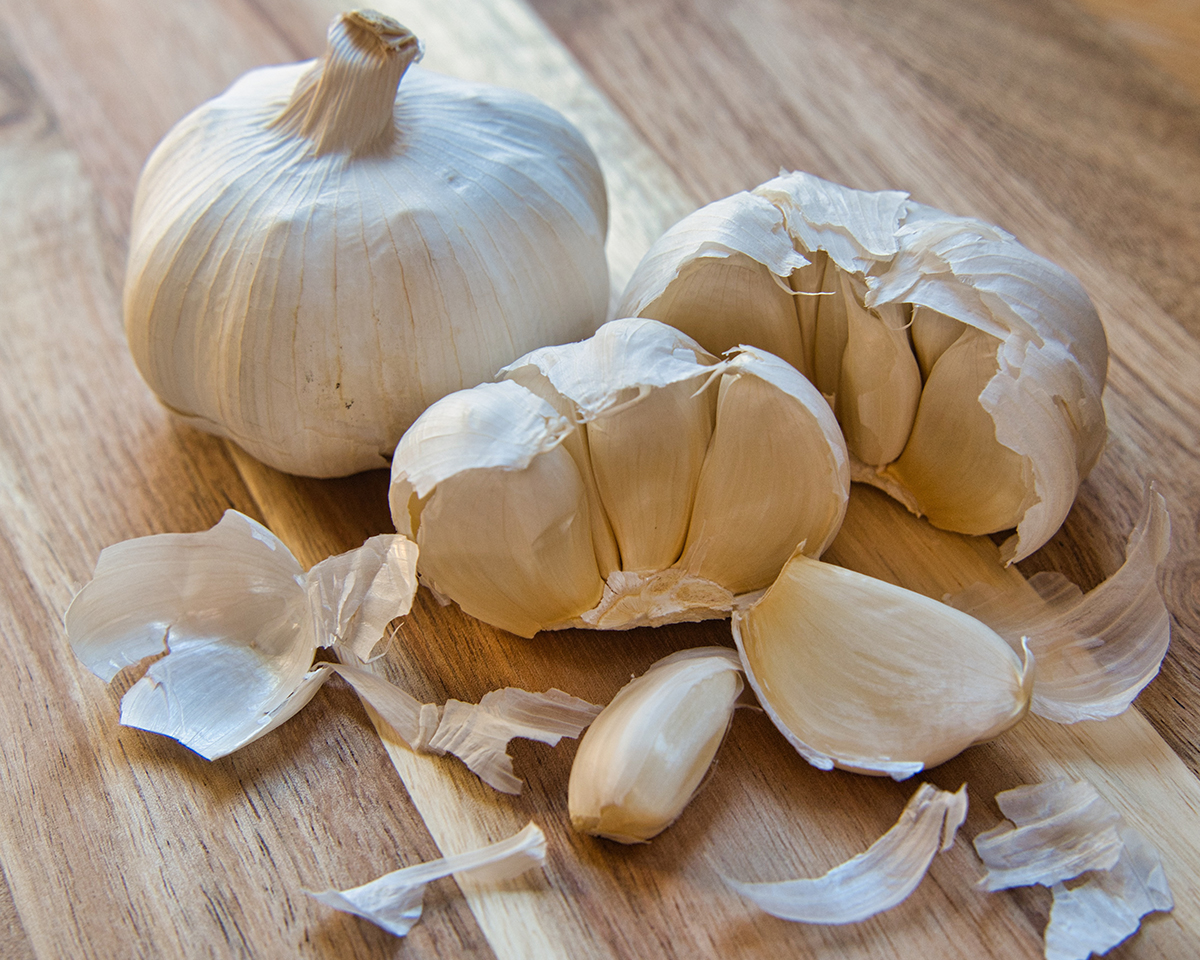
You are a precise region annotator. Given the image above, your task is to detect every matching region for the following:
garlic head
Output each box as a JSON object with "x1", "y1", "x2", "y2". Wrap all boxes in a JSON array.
[{"x1": 124, "y1": 10, "x2": 609, "y2": 477}]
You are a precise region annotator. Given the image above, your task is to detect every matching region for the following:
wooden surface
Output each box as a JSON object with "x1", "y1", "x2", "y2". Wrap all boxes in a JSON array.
[{"x1": 1, "y1": 0, "x2": 1199, "y2": 957}]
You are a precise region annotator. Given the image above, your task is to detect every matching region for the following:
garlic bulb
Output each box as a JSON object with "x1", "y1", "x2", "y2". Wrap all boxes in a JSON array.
[
  {"x1": 619, "y1": 171, "x2": 1108, "y2": 561},
  {"x1": 568, "y1": 647, "x2": 743, "y2": 843},
  {"x1": 125, "y1": 10, "x2": 609, "y2": 477},
  {"x1": 389, "y1": 317, "x2": 850, "y2": 637},
  {"x1": 732, "y1": 550, "x2": 1033, "y2": 777}
]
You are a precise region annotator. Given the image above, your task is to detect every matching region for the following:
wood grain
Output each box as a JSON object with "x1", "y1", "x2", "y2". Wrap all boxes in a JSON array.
[{"x1": 1, "y1": 0, "x2": 1199, "y2": 956}]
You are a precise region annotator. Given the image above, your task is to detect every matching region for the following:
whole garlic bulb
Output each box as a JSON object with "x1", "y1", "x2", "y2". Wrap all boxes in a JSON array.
[
  {"x1": 389, "y1": 318, "x2": 850, "y2": 637},
  {"x1": 619, "y1": 171, "x2": 1108, "y2": 562},
  {"x1": 125, "y1": 10, "x2": 609, "y2": 477}
]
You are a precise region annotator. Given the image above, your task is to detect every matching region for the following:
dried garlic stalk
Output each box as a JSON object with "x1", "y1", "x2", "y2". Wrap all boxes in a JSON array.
[
  {"x1": 949, "y1": 483, "x2": 1171, "y2": 722},
  {"x1": 308, "y1": 822, "x2": 546, "y2": 937},
  {"x1": 733, "y1": 551, "x2": 1032, "y2": 777},
  {"x1": 390, "y1": 317, "x2": 849, "y2": 637},
  {"x1": 568, "y1": 647, "x2": 743, "y2": 843},
  {"x1": 619, "y1": 170, "x2": 1108, "y2": 562},
  {"x1": 125, "y1": 11, "x2": 608, "y2": 477},
  {"x1": 723, "y1": 783, "x2": 967, "y2": 923},
  {"x1": 65, "y1": 511, "x2": 417, "y2": 758},
  {"x1": 974, "y1": 780, "x2": 1173, "y2": 959}
]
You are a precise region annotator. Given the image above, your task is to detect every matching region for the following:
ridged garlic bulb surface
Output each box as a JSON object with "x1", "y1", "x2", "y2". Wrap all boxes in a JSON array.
[
  {"x1": 124, "y1": 11, "x2": 609, "y2": 477},
  {"x1": 618, "y1": 171, "x2": 1108, "y2": 562},
  {"x1": 389, "y1": 318, "x2": 850, "y2": 637}
]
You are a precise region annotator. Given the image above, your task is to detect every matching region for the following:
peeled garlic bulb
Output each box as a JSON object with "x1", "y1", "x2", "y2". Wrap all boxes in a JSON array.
[
  {"x1": 732, "y1": 550, "x2": 1033, "y2": 777},
  {"x1": 125, "y1": 10, "x2": 608, "y2": 477},
  {"x1": 390, "y1": 318, "x2": 849, "y2": 637},
  {"x1": 619, "y1": 171, "x2": 1107, "y2": 561},
  {"x1": 568, "y1": 648, "x2": 743, "y2": 843}
]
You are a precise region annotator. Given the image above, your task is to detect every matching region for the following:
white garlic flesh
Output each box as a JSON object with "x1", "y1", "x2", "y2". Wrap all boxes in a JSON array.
[
  {"x1": 125, "y1": 10, "x2": 609, "y2": 477},
  {"x1": 732, "y1": 550, "x2": 1033, "y2": 777},
  {"x1": 389, "y1": 318, "x2": 850, "y2": 637},
  {"x1": 568, "y1": 647, "x2": 742, "y2": 843},
  {"x1": 619, "y1": 171, "x2": 1108, "y2": 561}
]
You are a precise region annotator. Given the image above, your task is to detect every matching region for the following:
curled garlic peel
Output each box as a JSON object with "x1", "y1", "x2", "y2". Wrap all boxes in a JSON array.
[
  {"x1": 732, "y1": 550, "x2": 1033, "y2": 777},
  {"x1": 389, "y1": 318, "x2": 850, "y2": 637},
  {"x1": 619, "y1": 171, "x2": 1108, "y2": 561},
  {"x1": 124, "y1": 11, "x2": 609, "y2": 477},
  {"x1": 568, "y1": 647, "x2": 743, "y2": 843}
]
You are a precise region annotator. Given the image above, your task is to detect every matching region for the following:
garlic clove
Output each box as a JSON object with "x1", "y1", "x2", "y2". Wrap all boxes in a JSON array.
[
  {"x1": 568, "y1": 647, "x2": 743, "y2": 843},
  {"x1": 391, "y1": 381, "x2": 605, "y2": 639},
  {"x1": 883, "y1": 324, "x2": 1033, "y2": 535},
  {"x1": 909, "y1": 305, "x2": 966, "y2": 381},
  {"x1": 678, "y1": 348, "x2": 849, "y2": 594},
  {"x1": 723, "y1": 782, "x2": 967, "y2": 924},
  {"x1": 732, "y1": 551, "x2": 1032, "y2": 776}
]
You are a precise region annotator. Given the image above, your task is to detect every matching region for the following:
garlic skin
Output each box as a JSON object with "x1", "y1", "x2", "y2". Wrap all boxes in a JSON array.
[
  {"x1": 619, "y1": 171, "x2": 1107, "y2": 561},
  {"x1": 125, "y1": 11, "x2": 608, "y2": 477},
  {"x1": 568, "y1": 647, "x2": 743, "y2": 843},
  {"x1": 390, "y1": 318, "x2": 850, "y2": 637},
  {"x1": 732, "y1": 551, "x2": 1033, "y2": 777}
]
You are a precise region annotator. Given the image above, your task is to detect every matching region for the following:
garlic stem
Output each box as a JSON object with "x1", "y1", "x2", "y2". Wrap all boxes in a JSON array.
[{"x1": 271, "y1": 11, "x2": 422, "y2": 157}]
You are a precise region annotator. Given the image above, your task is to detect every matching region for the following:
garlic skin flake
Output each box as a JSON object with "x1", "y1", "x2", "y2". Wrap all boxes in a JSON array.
[
  {"x1": 733, "y1": 552, "x2": 1032, "y2": 777},
  {"x1": 391, "y1": 318, "x2": 849, "y2": 637},
  {"x1": 65, "y1": 510, "x2": 417, "y2": 759},
  {"x1": 308, "y1": 822, "x2": 546, "y2": 938},
  {"x1": 568, "y1": 647, "x2": 743, "y2": 843},
  {"x1": 948, "y1": 483, "x2": 1171, "y2": 723},
  {"x1": 724, "y1": 782, "x2": 967, "y2": 924},
  {"x1": 125, "y1": 10, "x2": 609, "y2": 477},
  {"x1": 619, "y1": 171, "x2": 1108, "y2": 561}
]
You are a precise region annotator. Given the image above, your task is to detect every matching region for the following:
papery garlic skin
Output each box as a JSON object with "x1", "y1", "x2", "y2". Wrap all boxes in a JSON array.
[
  {"x1": 125, "y1": 11, "x2": 608, "y2": 477},
  {"x1": 619, "y1": 171, "x2": 1107, "y2": 561},
  {"x1": 732, "y1": 551, "x2": 1032, "y2": 777},
  {"x1": 390, "y1": 318, "x2": 850, "y2": 636},
  {"x1": 568, "y1": 647, "x2": 743, "y2": 843}
]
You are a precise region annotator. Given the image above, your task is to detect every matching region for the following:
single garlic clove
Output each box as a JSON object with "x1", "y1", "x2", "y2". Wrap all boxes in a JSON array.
[
  {"x1": 390, "y1": 380, "x2": 604, "y2": 639},
  {"x1": 678, "y1": 348, "x2": 849, "y2": 594},
  {"x1": 909, "y1": 305, "x2": 966, "y2": 381},
  {"x1": 733, "y1": 551, "x2": 1032, "y2": 777},
  {"x1": 568, "y1": 647, "x2": 743, "y2": 843}
]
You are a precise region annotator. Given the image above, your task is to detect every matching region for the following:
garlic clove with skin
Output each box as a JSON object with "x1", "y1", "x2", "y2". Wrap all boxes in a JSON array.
[
  {"x1": 568, "y1": 647, "x2": 743, "y2": 843},
  {"x1": 125, "y1": 11, "x2": 609, "y2": 477},
  {"x1": 732, "y1": 550, "x2": 1033, "y2": 777}
]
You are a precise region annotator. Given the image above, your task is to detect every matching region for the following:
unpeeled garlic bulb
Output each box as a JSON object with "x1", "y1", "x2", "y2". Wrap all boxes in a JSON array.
[
  {"x1": 389, "y1": 318, "x2": 850, "y2": 637},
  {"x1": 619, "y1": 171, "x2": 1108, "y2": 561},
  {"x1": 732, "y1": 550, "x2": 1033, "y2": 777},
  {"x1": 568, "y1": 647, "x2": 742, "y2": 843},
  {"x1": 125, "y1": 10, "x2": 609, "y2": 477}
]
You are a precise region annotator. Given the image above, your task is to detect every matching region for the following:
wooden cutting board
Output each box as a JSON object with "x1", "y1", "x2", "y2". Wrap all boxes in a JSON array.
[{"x1": 1, "y1": 0, "x2": 1198, "y2": 956}]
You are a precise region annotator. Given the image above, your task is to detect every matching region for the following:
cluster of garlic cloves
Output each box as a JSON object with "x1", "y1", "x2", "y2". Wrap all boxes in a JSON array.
[
  {"x1": 389, "y1": 318, "x2": 850, "y2": 637},
  {"x1": 619, "y1": 171, "x2": 1108, "y2": 561},
  {"x1": 124, "y1": 10, "x2": 609, "y2": 477}
]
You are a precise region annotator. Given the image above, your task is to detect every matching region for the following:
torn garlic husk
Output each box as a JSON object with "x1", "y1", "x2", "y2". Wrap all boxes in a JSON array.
[
  {"x1": 65, "y1": 510, "x2": 417, "y2": 759},
  {"x1": 973, "y1": 780, "x2": 1173, "y2": 960},
  {"x1": 568, "y1": 647, "x2": 743, "y2": 843},
  {"x1": 618, "y1": 170, "x2": 1108, "y2": 562},
  {"x1": 732, "y1": 550, "x2": 1032, "y2": 777},
  {"x1": 724, "y1": 782, "x2": 967, "y2": 923},
  {"x1": 307, "y1": 822, "x2": 546, "y2": 938},
  {"x1": 948, "y1": 483, "x2": 1171, "y2": 723},
  {"x1": 390, "y1": 317, "x2": 849, "y2": 637}
]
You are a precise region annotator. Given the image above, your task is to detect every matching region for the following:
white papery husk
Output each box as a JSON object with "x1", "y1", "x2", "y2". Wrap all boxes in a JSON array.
[
  {"x1": 949, "y1": 483, "x2": 1172, "y2": 723},
  {"x1": 390, "y1": 318, "x2": 849, "y2": 637},
  {"x1": 618, "y1": 170, "x2": 1107, "y2": 562},
  {"x1": 724, "y1": 782, "x2": 967, "y2": 924},
  {"x1": 65, "y1": 510, "x2": 417, "y2": 759},
  {"x1": 732, "y1": 551, "x2": 1033, "y2": 777},
  {"x1": 568, "y1": 647, "x2": 743, "y2": 843},
  {"x1": 307, "y1": 822, "x2": 546, "y2": 937},
  {"x1": 973, "y1": 779, "x2": 1173, "y2": 960},
  {"x1": 125, "y1": 11, "x2": 609, "y2": 478}
]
